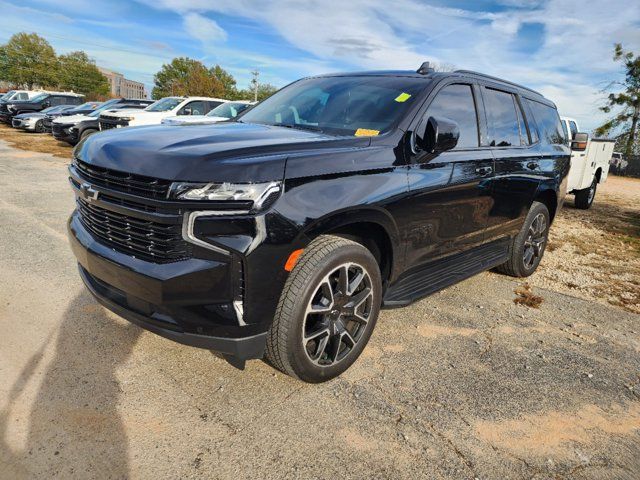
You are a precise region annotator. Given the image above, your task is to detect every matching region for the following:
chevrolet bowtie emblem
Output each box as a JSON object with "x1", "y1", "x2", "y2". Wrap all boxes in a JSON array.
[{"x1": 80, "y1": 183, "x2": 99, "y2": 201}]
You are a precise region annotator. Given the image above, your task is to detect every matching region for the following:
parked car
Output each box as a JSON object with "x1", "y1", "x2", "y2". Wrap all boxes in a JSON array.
[
  {"x1": 0, "y1": 90, "x2": 42, "y2": 103},
  {"x1": 41, "y1": 101, "x2": 102, "y2": 132},
  {"x1": 0, "y1": 92, "x2": 84, "y2": 123},
  {"x1": 11, "y1": 105, "x2": 77, "y2": 132},
  {"x1": 560, "y1": 117, "x2": 615, "y2": 209},
  {"x1": 68, "y1": 64, "x2": 570, "y2": 382},
  {"x1": 161, "y1": 100, "x2": 255, "y2": 125},
  {"x1": 53, "y1": 99, "x2": 153, "y2": 145},
  {"x1": 99, "y1": 97, "x2": 227, "y2": 130}
]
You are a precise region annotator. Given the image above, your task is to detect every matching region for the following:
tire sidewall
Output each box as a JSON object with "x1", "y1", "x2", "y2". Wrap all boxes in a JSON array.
[
  {"x1": 513, "y1": 202, "x2": 550, "y2": 277},
  {"x1": 286, "y1": 244, "x2": 382, "y2": 382}
]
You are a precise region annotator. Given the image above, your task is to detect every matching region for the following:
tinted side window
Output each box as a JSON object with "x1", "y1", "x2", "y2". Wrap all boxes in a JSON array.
[
  {"x1": 425, "y1": 84, "x2": 479, "y2": 149},
  {"x1": 561, "y1": 121, "x2": 569, "y2": 144},
  {"x1": 525, "y1": 99, "x2": 565, "y2": 145},
  {"x1": 484, "y1": 88, "x2": 520, "y2": 147},
  {"x1": 182, "y1": 101, "x2": 205, "y2": 115},
  {"x1": 514, "y1": 99, "x2": 529, "y2": 145},
  {"x1": 522, "y1": 100, "x2": 539, "y2": 144},
  {"x1": 16, "y1": 93, "x2": 28, "y2": 100}
]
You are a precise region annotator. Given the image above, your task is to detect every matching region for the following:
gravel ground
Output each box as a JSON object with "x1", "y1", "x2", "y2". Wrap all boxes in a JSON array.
[{"x1": 0, "y1": 136, "x2": 639, "y2": 480}]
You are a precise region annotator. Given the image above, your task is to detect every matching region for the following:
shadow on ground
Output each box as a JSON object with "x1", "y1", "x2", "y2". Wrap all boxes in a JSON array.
[{"x1": 0, "y1": 291, "x2": 140, "y2": 478}]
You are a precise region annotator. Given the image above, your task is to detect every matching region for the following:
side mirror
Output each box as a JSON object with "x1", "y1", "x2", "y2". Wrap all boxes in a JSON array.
[
  {"x1": 42, "y1": 101, "x2": 50, "y2": 108},
  {"x1": 571, "y1": 132, "x2": 588, "y2": 151},
  {"x1": 415, "y1": 116, "x2": 459, "y2": 155}
]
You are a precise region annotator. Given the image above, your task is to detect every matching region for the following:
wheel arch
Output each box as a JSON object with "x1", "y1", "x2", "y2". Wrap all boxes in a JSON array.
[
  {"x1": 533, "y1": 187, "x2": 558, "y2": 222},
  {"x1": 300, "y1": 208, "x2": 400, "y2": 285},
  {"x1": 595, "y1": 167, "x2": 603, "y2": 183}
]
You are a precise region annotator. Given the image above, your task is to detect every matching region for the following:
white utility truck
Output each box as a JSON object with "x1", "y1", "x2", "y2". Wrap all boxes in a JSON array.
[{"x1": 561, "y1": 117, "x2": 615, "y2": 209}]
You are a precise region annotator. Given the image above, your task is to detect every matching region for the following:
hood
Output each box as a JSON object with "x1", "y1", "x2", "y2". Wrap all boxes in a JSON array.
[
  {"x1": 162, "y1": 115, "x2": 206, "y2": 125},
  {"x1": 76, "y1": 121, "x2": 369, "y2": 183},
  {"x1": 102, "y1": 108, "x2": 145, "y2": 118},
  {"x1": 54, "y1": 114, "x2": 92, "y2": 124},
  {"x1": 15, "y1": 112, "x2": 46, "y2": 119}
]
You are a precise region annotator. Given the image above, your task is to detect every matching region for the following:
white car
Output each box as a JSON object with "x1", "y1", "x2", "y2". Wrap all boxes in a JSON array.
[
  {"x1": 99, "y1": 97, "x2": 227, "y2": 130},
  {"x1": 561, "y1": 116, "x2": 615, "y2": 209},
  {"x1": 161, "y1": 101, "x2": 256, "y2": 126},
  {"x1": 0, "y1": 90, "x2": 42, "y2": 102}
]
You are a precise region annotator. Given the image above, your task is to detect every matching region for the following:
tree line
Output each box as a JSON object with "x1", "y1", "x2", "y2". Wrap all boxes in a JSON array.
[
  {"x1": 151, "y1": 57, "x2": 278, "y2": 102},
  {"x1": 0, "y1": 32, "x2": 279, "y2": 103},
  {"x1": 0, "y1": 33, "x2": 110, "y2": 99}
]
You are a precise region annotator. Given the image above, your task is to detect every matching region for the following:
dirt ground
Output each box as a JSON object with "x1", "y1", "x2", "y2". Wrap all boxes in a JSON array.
[
  {"x1": 533, "y1": 175, "x2": 640, "y2": 313},
  {"x1": 0, "y1": 131, "x2": 639, "y2": 480}
]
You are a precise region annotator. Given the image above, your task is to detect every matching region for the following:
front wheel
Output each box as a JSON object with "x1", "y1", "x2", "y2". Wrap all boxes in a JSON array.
[
  {"x1": 574, "y1": 178, "x2": 597, "y2": 209},
  {"x1": 34, "y1": 119, "x2": 45, "y2": 133},
  {"x1": 496, "y1": 201, "x2": 550, "y2": 277},
  {"x1": 265, "y1": 235, "x2": 382, "y2": 383}
]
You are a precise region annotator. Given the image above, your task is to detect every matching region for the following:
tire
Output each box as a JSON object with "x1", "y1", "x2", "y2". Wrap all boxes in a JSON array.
[
  {"x1": 265, "y1": 235, "x2": 382, "y2": 383},
  {"x1": 496, "y1": 201, "x2": 550, "y2": 278},
  {"x1": 574, "y1": 178, "x2": 597, "y2": 209},
  {"x1": 34, "y1": 120, "x2": 45, "y2": 133},
  {"x1": 80, "y1": 128, "x2": 98, "y2": 140}
]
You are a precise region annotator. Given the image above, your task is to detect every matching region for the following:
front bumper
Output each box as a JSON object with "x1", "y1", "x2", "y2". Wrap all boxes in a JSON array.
[
  {"x1": 53, "y1": 124, "x2": 78, "y2": 144},
  {"x1": 69, "y1": 213, "x2": 268, "y2": 359}
]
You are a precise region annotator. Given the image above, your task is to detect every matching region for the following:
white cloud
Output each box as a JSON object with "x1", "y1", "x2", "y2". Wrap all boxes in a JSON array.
[{"x1": 182, "y1": 12, "x2": 227, "y2": 45}]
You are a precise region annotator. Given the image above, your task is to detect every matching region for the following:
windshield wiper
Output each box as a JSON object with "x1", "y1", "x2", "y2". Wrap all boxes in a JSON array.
[{"x1": 272, "y1": 123, "x2": 323, "y2": 133}]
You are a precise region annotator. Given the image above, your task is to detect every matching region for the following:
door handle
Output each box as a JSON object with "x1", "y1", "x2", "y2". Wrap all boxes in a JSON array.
[
  {"x1": 475, "y1": 166, "x2": 493, "y2": 176},
  {"x1": 526, "y1": 161, "x2": 539, "y2": 170}
]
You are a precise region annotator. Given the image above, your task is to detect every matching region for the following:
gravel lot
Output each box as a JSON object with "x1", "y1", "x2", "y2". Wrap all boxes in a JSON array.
[{"x1": 0, "y1": 130, "x2": 639, "y2": 480}]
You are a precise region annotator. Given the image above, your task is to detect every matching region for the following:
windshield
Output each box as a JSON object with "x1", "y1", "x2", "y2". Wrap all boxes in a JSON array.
[
  {"x1": 239, "y1": 76, "x2": 427, "y2": 136},
  {"x1": 207, "y1": 102, "x2": 251, "y2": 119},
  {"x1": 85, "y1": 100, "x2": 120, "y2": 117},
  {"x1": 28, "y1": 93, "x2": 49, "y2": 103},
  {"x1": 145, "y1": 97, "x2": 183, "y2": 112},
  {"x1": 1, "y1": 91, "x2": 15, "y2": 101}
]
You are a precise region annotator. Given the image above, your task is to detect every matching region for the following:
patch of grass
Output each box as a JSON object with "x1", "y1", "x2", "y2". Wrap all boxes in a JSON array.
[
  {"x1": 513, "y1": 283, "x2": 544, "y2": 308},
  {"x1": 0, "y1": 123, "x2": 72, "y2": 160}
]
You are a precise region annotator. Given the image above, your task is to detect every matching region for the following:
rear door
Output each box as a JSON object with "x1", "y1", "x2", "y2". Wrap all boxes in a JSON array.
[
  {"x1": 481, "y1": 86, "x2": 542, "y2": 240},
  {"x1": 405, "y1": 81, "x2": 495, "y2": 266}
]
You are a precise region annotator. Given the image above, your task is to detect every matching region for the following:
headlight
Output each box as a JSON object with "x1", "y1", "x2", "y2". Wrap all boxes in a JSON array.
[
  {"x1": 7, "y1": 104, "x2": 15, "y2": 112},
  {"x1": 68, "y1": 126, "x2": 77, "y2": 132},
  {"x1": 171, "y1": 181, "x2": 281, "y2": 211},
  {"x1": 119, "y1": 116, "x2": 133, "y2": 121}
]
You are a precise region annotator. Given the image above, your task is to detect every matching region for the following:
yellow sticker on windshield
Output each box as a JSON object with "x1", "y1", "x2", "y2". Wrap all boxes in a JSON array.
[
  {"x1": 354, "y1": 128, "x2": 380, "y2": 137},
  {"x1": 395, "y1": 92, "x2": 412, "y2": 102}
]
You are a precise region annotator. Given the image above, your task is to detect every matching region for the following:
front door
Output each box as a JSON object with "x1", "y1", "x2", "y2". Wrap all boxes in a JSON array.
[{"x1": 404, "y1": 82, "x2": 495, "y2": 267}]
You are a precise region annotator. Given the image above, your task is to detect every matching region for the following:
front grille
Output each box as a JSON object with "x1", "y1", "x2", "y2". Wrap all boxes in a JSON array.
[
  {"x1": 100, "y1": 116, "x2": 129, "y2": 130},
  {"x1": 52, "y1": 123, "x2": 71, "y2": 136},
  {"x1": 75, "y1": 158, "x2": 171, "y2": 199},
  {"x1": 76, "y1": 197, "x2": 190, "y2": 263}
]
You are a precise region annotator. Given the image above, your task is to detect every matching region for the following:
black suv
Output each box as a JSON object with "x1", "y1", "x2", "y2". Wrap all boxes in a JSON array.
[
  {"x1": 68, "y1": 65, "x2": 570, "y2": 382},
  {"x1": 0, "y1": 92, "x2": 84, "y2": 123},
  {"x1": 41, "y1": 101, "x2": 101, "y2": 132},
  {"x1": 52, "y1": 98, "x2": 153, "y2": 145}
]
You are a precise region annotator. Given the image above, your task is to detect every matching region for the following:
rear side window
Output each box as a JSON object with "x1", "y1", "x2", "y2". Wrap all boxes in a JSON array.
[
  {"x1": 525, "y1": 99, "x2": 565, "y2": 145},
  {"x1": 483, "y1": 88, "x2": 521, "y2": 147},
  {"x1": 425, "y1": 84, "x2": 479, "y2": 149},
  {"x1": 16, "y1": 92, "x2": 28, "y2": 100},
  {"x1": 560, "y1": 121, "x2": 569, "y2": 143}
]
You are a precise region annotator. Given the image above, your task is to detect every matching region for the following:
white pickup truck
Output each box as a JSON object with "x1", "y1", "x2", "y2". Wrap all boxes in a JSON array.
[
  {"x1": 98, "y1": 97, "x2": 227, "y2": 130},
  {"x1": 561, "y1": 117, "x2": 615, "y2": 209}
]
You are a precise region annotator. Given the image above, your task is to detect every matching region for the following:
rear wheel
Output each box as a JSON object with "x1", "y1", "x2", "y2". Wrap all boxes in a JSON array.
[
  {"x1": 574, "y1": 178, "x2": 597, "y2": 209},
  {"x1": 496, "y1": 201, "x2": 550, "y2": 277},
  {"x1": 265, "y1": 235, "x2": 382, "y2": 383}
]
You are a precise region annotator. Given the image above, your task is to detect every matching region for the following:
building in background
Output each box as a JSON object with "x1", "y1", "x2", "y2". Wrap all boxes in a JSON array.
[{"x1": 98, "y1": 67, "x2": 148, "y2": 99}]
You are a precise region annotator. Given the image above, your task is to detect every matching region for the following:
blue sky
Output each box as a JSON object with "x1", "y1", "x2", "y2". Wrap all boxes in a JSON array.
[{"x1": 2, "y1": 0, "x2": 639, "y2": 130}]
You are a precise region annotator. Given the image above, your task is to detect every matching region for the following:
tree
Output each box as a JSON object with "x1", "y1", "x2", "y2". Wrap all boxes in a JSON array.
[
  {"x1": 152, "y1": 57, "x2": 224, "y2": 99},
  {"x1": 210, "y1": 64, "x2": 237, "y2": 97},
  {"x1": 57, "y1": 51, "x2": 110, "y2": 99},
  {"x1": 596, "y1": 44, "x2": 640, "y2": 157},
  {"x1": 2, "y1": 32, "x2": 58, "y2": 88}
]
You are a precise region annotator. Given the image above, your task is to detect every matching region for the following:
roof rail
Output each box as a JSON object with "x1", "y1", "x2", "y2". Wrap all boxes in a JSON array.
[{"x1": 453, "y1": 70, "x2": 541, "y2": 95}]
